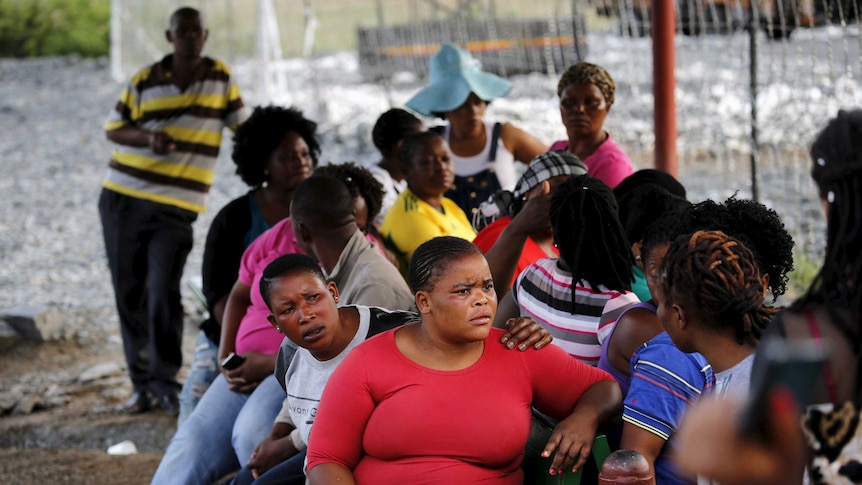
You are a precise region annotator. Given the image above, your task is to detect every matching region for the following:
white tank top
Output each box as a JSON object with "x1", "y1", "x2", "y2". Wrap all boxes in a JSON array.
[{"x1": 444, "y1": 121, "x2": 518, "y2": 191}]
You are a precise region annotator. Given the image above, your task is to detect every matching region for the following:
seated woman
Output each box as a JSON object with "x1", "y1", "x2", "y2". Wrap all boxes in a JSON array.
[
  {"x1": 598, "y1": 184, "x2": 690, "y2": 398},
  {"x1": 179, "y1": 105, "x2": 319, "y2": 424},
  {"x1": 231, "y1": 254, "x2": 553, "y2": 485},
  {"x1": 473, "y1": 150, "x2": 587, "y2": 295},
  {"x1": 379, "y1": 131, "x2": 476, "y2": 273},
  {"x1": 675, "y1": 110, "x2": 862, "y2": 485},
  {"x1": 368, "y1": 108, "x2": 424, "y2": 228},
  {"x1": 604, "y1": 192, "x2": 795, "y2": 392},
  {"x1": 613, "y1": 169, "x2": 689, "y2": 303},
  {"x1": 659, "y1": 230, "x2": 776, "y2": 396},
  {"x1": 152, "y1": 168, "x2": 400, "y2": 484},
  {"x1": 550, "y1": 62, "x2": 634, "y2": 189},
  {"x1": 621, "y1": 230, "x2": 776, "y2": 485},
  {"x1": 495, "y1": 175, "x2": 641, "y2": 366},
  {"x1": 615, "y1": 200, "x2": 794, "y2": 483},
  {"x1": 406, "y1": 43, "x2": 547, "y2": 217},
  {"x1": 306, "y1": 236, "x2": 621, "y2": 484}
]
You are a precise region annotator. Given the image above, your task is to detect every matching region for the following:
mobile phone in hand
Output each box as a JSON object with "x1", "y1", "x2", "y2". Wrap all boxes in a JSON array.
[
  {"x1": 221, "y1": 352, "x2": 246, "y2": 370},
  {"x1": 738, "y1": 338, "x2": 825, "y2": 439}
]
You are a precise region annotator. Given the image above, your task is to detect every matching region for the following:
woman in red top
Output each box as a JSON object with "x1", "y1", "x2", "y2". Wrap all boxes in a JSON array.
[{"x1": 306, "y1": 236, "x2": 620, "y2": 484}]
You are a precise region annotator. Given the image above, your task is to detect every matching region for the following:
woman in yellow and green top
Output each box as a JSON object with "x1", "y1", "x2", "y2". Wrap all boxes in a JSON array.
[{"x1": 380, "y1": 131, "x2": 476, "y2": 276}]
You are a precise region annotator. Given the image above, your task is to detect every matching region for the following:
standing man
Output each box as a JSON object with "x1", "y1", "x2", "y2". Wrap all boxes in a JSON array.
[{"x1": 99, "y1": 6, "x2": 249, "y2": 416}]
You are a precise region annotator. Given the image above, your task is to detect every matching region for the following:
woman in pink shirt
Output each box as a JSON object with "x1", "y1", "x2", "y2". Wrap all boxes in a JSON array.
[{"x1": 550, "y1": 62, "x2": 634, "y2": 189}]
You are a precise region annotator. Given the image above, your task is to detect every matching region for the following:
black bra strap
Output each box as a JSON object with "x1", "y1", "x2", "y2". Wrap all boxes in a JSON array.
[{"x1": 488, "y1": 122, "x2": 502, "y2": 162}]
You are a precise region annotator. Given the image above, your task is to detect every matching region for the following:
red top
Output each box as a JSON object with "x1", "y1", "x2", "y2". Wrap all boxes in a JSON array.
[
  {"x1": 473, "y1": 216, "x2": 559, "y2": 289},
  {"x1": 306, "y1": 327, "x2": 614, "y2": 484}
]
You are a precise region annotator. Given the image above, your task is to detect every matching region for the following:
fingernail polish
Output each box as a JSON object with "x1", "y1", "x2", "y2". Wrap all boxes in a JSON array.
[
  {"x1": 507, "y1": 342, "x2": 514, "y2": 349},
  {"x1": 519, "y1": 344, "x2": 526, "y2": 351}
]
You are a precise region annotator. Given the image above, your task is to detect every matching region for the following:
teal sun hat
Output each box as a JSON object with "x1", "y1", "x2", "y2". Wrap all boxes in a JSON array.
[{"x1": 405, "y1": 43, "x2": 513, "y2": 118}]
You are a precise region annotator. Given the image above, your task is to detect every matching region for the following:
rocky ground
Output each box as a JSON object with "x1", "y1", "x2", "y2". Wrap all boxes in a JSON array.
[{"x1": 0, "y1": 56, "x2": 214, "y2": 484}]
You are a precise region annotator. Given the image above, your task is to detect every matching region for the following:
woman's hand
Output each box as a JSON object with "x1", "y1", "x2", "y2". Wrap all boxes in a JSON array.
[
  {"x1": 247, "y1": 422, "x2": 299, "y2": 479},
  {"x1": 541, "y1": 411, "x2": 598, "y2": 476},
  {"x1": 222, "y1": 351, "x2": 275, "y2": 392},
  {"x1": 675, "y1": 388, "x2": 806, "y2": 485},
  {"x1": 500, "y1": 317, "x2": 552, "y2": 351}
]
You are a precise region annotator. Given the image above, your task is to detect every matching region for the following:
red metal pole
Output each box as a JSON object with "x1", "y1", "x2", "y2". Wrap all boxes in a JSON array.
[{"x1": 652, "y1": 0, "x2": 678, "y2": 177}]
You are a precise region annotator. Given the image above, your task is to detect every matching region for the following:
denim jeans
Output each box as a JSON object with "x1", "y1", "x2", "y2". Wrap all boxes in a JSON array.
[
  {"x1": 151, "y1": 373, "x2": 284, "y2": 484},
  {"x1": 177, "y1": 330, "x2": 219, "y2": 427},
  {"x1": 231, "y1": 450, "x2": 307, "y2": 485}
]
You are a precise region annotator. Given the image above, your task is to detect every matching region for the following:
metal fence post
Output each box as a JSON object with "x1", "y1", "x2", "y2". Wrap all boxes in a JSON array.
[
  {"x1": 652, "y1": 0, "x2": 678, "y2": 177},
  {"x1": 749, "y1": 2, "x2": 761, "y2": 202}
]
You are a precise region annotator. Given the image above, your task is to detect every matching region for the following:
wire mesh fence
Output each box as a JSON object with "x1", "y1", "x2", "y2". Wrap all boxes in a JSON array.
[{"x1": 110, "y1": 0, "x2": 862, "y2": 261}]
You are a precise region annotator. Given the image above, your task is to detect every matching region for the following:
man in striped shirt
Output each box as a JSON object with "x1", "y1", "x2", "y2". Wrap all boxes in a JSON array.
[{"x1": 98, "y1": 6, "x2": 249, "y2": 416}]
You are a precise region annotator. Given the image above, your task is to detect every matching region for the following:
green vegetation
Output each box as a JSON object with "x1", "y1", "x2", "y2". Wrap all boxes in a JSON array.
[
  {"x1": 0, "y1": 0, "x2": 109, "y2": 58},
  {"x1": 786, "y1": 250, "x2": 823, "y2": 300}
]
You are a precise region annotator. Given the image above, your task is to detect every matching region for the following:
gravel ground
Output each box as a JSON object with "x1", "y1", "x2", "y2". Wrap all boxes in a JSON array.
[{"x1": 0, "y1": 51, "x2": 827, "y2": 324}]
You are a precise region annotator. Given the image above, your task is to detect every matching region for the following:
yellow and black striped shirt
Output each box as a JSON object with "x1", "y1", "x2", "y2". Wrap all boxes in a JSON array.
[{"x1": 103, "y1": 55, "x2": 249, "y2": 213}]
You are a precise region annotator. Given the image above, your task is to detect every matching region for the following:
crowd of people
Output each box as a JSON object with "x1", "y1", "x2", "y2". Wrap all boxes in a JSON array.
[{"x1": 97, "y1": 6, "x2": 860, "y2": 485}]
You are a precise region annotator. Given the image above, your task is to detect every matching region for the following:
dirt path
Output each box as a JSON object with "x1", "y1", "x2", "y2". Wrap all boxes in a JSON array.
[{"x1": 0, "y1": 308, "x2": 201, "y2": 483}]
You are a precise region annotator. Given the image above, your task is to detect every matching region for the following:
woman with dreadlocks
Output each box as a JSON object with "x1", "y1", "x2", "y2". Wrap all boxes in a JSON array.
[
  {"x1": 494, "y1": 174, "x2": 640, "y2": 365},
  {"x1": 659, "y1": 230, "x2": 776, "y2": 397},
  {"x1": 674, "y1": 110, "x2": 862, "y2": 485}
]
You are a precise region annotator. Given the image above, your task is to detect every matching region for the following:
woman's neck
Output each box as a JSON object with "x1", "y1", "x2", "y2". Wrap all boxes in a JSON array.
[
  {"x1": 311, "y1": 307, "x2": 360, "y2": 362},
  {"x1": 398, "y1": 323, "x2": 484, "y2": 371},
  {"x1": 567, "y1": 130, "x2": 608, "y2": 160},
  {"x1": 529, "y1": 230, "x2": 556, "y2": 257},
  {"x1": 410, "y1": 188, "x2": 445, "y2": 211},
  {"x1": 698, "y1": 336, "x2": 756, "y2": 374},
  {"x1": 256, "y1": 186, "x2": 295, "y2": 226},
  {"x1": 378, "y1": 156, "x2": 405, "y2": 182},
  {"x1": 448, "y1": 122, "x2": 486, "y2": 158}
]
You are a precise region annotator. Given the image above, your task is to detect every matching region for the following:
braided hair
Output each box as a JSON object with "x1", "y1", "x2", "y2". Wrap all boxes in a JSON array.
[
  {"x1": 409, "y1": 236, "x2": 483, "y2": 294},
  {"x1": 231, "y1": 106, "x2": 320, "y2": 186},
  {"x1": 794, "y1": 109, "x2": 862, "y2": 353},
  {"x1": 314, "y1": 162, "x2": 385, "y2": 224},
  {"x1": 550, "y1": 175, "x2": 634, "y2": 313},
  {"x1": 661, "y1": 230, "x2": 776, "y2": 346},
  {"x1": 557, "y1": 62, "x2": 615, "y2": 105}
]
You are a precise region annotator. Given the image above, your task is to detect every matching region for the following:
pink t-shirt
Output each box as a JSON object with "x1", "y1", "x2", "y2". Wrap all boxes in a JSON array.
[
  {"x1": 549, "y1": 133, "x2": 634, "y2": 188},
  {"x1": 235, "y1": 217, "x2": 304, "y2": 355}
]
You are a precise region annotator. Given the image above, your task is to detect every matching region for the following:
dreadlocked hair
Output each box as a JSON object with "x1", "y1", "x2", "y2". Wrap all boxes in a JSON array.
[
  {"x1": 314, "y1": 162, "x2": 385, "y2": 224},
  {"x1": 231, "y1": 106, "x2": 320, "y2": 186},
  {"x1": 409, "y1": 236, "x2": 483, "y2": 294},
  {"x1": 662, "y1": 230, "x2": 777, "y2": 346},
  {"x1": 681, "y1": 197, "x2": 794, "y2": 302},
  {"x1": 550, "y1": 175, "x2": 634, "y2": 314},
  {"x1": 793, "y1": 109, "x2": 862, "y2": 354}
]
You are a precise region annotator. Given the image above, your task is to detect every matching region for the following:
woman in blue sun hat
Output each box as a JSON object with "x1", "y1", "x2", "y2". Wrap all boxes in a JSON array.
[{"x1": 406, "y1": 43, "x2": 547, "y2": 222}]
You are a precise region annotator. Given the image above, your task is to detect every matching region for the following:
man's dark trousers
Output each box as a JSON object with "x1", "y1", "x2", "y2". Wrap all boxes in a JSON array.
[{"x1": 99, "y1": 188, "x2": 196, "y2": 398}]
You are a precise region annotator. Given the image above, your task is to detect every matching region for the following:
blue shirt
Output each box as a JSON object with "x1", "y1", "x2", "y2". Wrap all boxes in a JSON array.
[{"x1": 623, "y1": 332, "x2": 714, "y2": 485}]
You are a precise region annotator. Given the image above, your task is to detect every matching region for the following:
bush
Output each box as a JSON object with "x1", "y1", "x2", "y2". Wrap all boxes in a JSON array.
[{"x1": 0, "y1": 0, "x2": 109, "y2": 58}]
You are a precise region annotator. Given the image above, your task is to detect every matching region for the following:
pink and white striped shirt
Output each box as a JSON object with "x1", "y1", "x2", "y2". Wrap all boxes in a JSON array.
[{"x1": 513, "y1": 257, "x2": 640, "y2": 365}]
